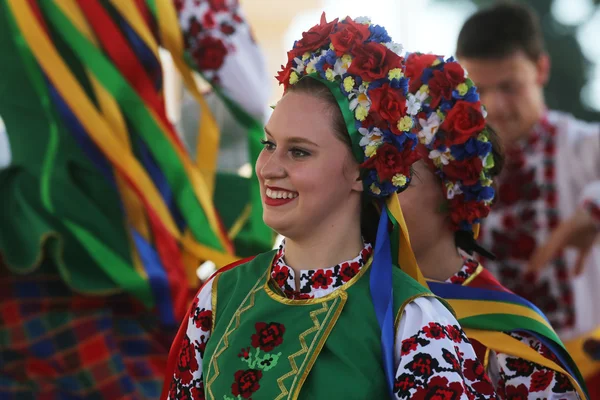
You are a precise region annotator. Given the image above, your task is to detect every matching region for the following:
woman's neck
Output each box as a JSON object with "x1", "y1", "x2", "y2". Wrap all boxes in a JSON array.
[
  {"x1": 417, "y1": 233, "x2": 465, "y2": 282},
  {"x1": 283, "y1": 219, "x2": 364, "y2": 277}
]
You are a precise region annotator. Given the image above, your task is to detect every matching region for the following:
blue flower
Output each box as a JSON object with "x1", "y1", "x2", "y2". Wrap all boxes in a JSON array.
[
  {"x1": 368, "y1": 24, "x2": 391, "y2": 43},
  {"x1": 325, "y1": 49, "x2": 338, "y2": 66},
  {"x1": 390, "y1": 77, "x2": 408, "y2": 93},
  {"x1": 450, "y1": 138, "x2": 491, "y2": 160},
  {"x1": 420, "y1": 68, "x2": 434, "y2": 84},
  {"x1": 314, "y1": 57, "x2": 329, "y2": 78},
  {"x1": 452, "y1": 86, "x2": 479, "y2": 102}
]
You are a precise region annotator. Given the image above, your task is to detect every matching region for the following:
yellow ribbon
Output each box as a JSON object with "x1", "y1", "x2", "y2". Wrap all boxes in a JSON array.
[
  {"x1": 564, "y1": 326, "x2": 600, "y2": 380},
  {"x1": 465, "y1": 328, "x2": 588, "y2": 399},
  {"x1": 9, "y1": 0, "x2": 237, "y2": 268},
  {"x1": 386, "y1": 195, "x2": 428, "y2": 287},
  {"x1": 449, "y1": 299, "x2": 554, "y2": 330},
  {"x1": 155, "y1": 0, "x2": 221, "y2": 198}
]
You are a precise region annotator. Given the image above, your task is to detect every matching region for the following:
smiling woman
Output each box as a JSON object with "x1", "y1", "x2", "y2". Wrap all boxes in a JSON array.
[{"x1": 163, "y1": 14, "x2": 499, "y2": 400}]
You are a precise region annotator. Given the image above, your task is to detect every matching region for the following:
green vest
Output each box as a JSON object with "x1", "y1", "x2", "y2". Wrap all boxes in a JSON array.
[{"x1": 203, "y1": 250, "x2": 433, "y2": 399}]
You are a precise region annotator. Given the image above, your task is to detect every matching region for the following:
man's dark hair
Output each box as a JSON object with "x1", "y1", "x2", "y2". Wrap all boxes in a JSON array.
[{"x1": 457, "y1": 1, "x2": 545, "y2": 61}]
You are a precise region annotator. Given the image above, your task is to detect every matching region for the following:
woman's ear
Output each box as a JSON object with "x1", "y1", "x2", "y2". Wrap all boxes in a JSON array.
[{"x1": 351, "y1": 164, "x2": 364, "y2": 192}]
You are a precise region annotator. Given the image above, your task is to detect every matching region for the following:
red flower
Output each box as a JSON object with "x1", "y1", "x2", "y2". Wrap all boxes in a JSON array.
[
  {"x1": 231, "y1": 369, "x2": 263, "y2": 398},
  {"x1": 448, "y1": 196, "x2": 489, "y2": 228},
  {"x1": 174, "y1": 0, "x2": 184, "y2": 13},
  {"x1": 339, "y1": 261, "x2": 360, "y2": 282},
  {"x1": 208, "y1": 0, "x2": 228, "y2": 11},
  {"x1": 442, "y1": 348, "x2": 460, "y2": 370},
  {"x1": 311, "y1": 269, "x2": 333, "y2": 289},
  {"x1": 443, "y1": 62, "x2": 466, "y2": 86},
  {"x1": 511, "y1": 232, "x2": 536, "y2": 260},
  {"x1": 238, "y1": 346, "x2": 251, "y2": 359},
  {"x1": 292, "y1": 13, "x2": 339, "y2": 56},
  {"x1": 177, "y1": 336, "x2": 199, "y2": 385},
  {"x1": 220, "y1": 23, "x2": 236, "y2": 35},
  {"x1": 193, "y1": 309, "x2": 212, "y2": 331},
  {"x1": 463, "y1": 359, "x2": 487, "y2": 381},
  {"x1": 194, "y1": 37, "x2": 228, "y2": 70},
  {"x1": 276, "y1": 60, "x2": 293, "y2": 90},
  {"x1": 190, "y1": 385, "x2": 204, "y2": 400},
  {"x1": 400, "y1": 337, "x2": 418, "y2": 355},
  {"x1": 505, "y1": 357, "x2": 535, "y2": 376},
  {"x1": 529, "y1": 370, "x2": 554, "y2": 392},
  {"x1": 394, "y1": 373, "x2": 417, "y2": 397},
  {"x1": 251, "y1": 322, "x2": 286, "y2": 352},
  {"x1": 188, "y1": 17, "x2": 204, "y2": 39},
  {"x1": 445, "y1": 324, "x2": 463, "y2": 343},
  {"x1": 168, "y1": 378, "x2": 178, "y2": 399},
  {"x1": 428, "y1": 71, "x2": 455, "y2": 109},
  {"x1": 330, "y1": 17, "x2": 370, "y2": 56},
  {"x1": 368, "y1": 83, "x2": 407, "y2": 131},
  {"x1": 348, "y1": 42, "x2": 402, "y2": 81},
  {"x1": 407, "y1": 353, "x2": 439, "y2": 377},
  {"x1": 505, "y1": 384, "x2": 529, "y2": 400},
  {"x1": 423, "y1": 322, "x2": 446, "y2": 340},
  {"x1": 442, "y1": 158, "x2": 483, "y2": 186},
  {"x1": 361, "y1": 143, "x2": 417, "y2": 182},
  {"x1": 272, "y1": 264, "x2": 290, "y2": 288},
  {"x1": 412, "y1": 376, "x2": 465, "y2": 400},
  {"x1": 439, "y1": 101, "x2": 486, "y2": 146},
  {"x1": 405, "y1": 53, "x2": 439, "y2": 93}
]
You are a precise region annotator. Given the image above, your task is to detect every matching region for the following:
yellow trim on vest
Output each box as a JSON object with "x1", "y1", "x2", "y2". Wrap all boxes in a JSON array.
[
  {"x1": 211, "y1": 273, "x2": 221, "y2": 334},
  {"x1": 394, "y1": 293, "x2": 437, "y2": 332}
]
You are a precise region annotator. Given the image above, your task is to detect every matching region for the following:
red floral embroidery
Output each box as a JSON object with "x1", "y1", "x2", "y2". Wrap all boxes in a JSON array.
[
  {"x1": 193, "y1": 309, "x2": 212, "y2": 331},
  {"x1": 423, "y1": 322, "x2": 446, "y2": 340},
  {"x1": 449, "y1": 259, "x2": 479, "y2": 285},
  {"x1": 339, "y1": 261, "x2": 360, "y2": 282},
  {"x1": 311, "y1": 269, "x2": 333, "y2": 289},
  {"x1": 505, "y1": 357, "x2": 535, "y2": 377},
  {"x1": 394, "y1": 373, "x2": 418, "y2": 398},
  {"x1": 177, "y1": 335, "x2": 199, "y2": 385},
  {"x1": 231, "y1": 369, "x2": 263, "y2": 398},
  {"x1": 442, "y1": 348, "x2": 460, "y2": 371},
  {"x1": 412, "y1": 376, "x2": 465, "y2": 400},
  {"x1": 251, "y1": 322, "x2": 285, "y2": 352},
  {"x1": 529, "y1": 370, "x2": 554, "y2": 392},
  {"x1": 400, "y1": 337, "x2": 419, "y2": 356},
  {"x1": 406, "y1": 353, "x2": 439, "y2": 378},
  {"x1": 505, "y1": 383, "x2": 528, "y2": 400},
  {"x1": 446, "y1": 325, "x2": 463, "y2": 343},
  {"x1": 463, "y1": 359, "x2": 496, "y2": 395}
]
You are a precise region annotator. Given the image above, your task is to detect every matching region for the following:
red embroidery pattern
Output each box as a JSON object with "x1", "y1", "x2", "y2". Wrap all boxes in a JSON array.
[
  {"x1": 480, "y1": 118, "x2": 575, "y2": 330},
  {"x1": 449, "y1": 259, "x2": 479, "y2": 285},
  {"x1": 394, "y1": 323, "x2": 496, "y2": 399},
  {"x1": 270, "y1": 242, "x2": 373, "y2": 300}
]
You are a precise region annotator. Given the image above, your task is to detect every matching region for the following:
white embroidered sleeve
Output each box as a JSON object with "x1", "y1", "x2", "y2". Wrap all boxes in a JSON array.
[
  {"x1": 393, "y1": 297, "x2": 498, "y2": 399},
  {"x1": 167, "y1": 275, "x2": 215, "y2": 399},
  {"x1": 491, "y1": 332, "x2": 580, "y2": 399}
]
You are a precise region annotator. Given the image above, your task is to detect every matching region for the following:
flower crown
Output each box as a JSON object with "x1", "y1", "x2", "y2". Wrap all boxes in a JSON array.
[
  {"x1": 404, "y1": 53, "x2": 496, "y2": 232},
  {"x1": 276, "y1": 14, "x2": 420, "y2": 197}
]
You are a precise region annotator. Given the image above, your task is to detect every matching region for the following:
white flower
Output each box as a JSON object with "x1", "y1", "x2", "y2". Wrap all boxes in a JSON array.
[
  {"x1": 445, "y1": 182, "x2": 463, "y2": 199},
  {"x1": 355, "y1": 16, "x2": 371, "y2": 25},
  {"x1": 418, "y1": 113, "x2": 441, "y2": 145},
  {"x1": 385, "y1": 41, "x2": 404, "y2": 56},
  {"x1": 406, "y1": 93, "x2": 422, "y2": 116},
  {"x1": 415, "y1": 89, "x2": 429, "y2": 103},
  {"x1": 292, "y1": 57, "x2": 305, "y2": 74},
  {"x1": 349, "y1": 85, "x2": 371, "y2": 111},
  {"x1": 429, "y1": 149, "x2": 451, "y2": 166},
  {"x1": 358, "y1": 127, "x2": 383, "y2": 147}
]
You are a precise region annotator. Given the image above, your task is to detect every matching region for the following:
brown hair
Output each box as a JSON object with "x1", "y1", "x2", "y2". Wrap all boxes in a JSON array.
[
  {"x1": 286, "y1": 78, "x2": 380, "y2": 244},
  {"x1": 457, "y1": 1, "x2": 545, "y2": 62}
]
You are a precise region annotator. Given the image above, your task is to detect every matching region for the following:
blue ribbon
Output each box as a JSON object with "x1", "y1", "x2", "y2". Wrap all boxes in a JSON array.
[{"x1": 369, "y1": 204, "x2": 395, "y2": 398}]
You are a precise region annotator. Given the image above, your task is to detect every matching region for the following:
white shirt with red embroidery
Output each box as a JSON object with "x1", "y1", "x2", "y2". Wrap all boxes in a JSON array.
[
  {"x1": 448, "y1": 259, "x2": 580, "y2": 399},
  {"x1": 479, "y1": 110, "x2": 600, "y2": 340},
  {"x1": 167, "y1": 242, "x2": 498, "y2": 399}
]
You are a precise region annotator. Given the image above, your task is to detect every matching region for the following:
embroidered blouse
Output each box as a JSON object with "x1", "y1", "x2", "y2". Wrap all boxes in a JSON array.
[
  {"x1": 448, "y1": 258, "x2": 580, "y2": 399},
  {"x1": 167, "y1": 242, "x2": 498, "y2": 399}
]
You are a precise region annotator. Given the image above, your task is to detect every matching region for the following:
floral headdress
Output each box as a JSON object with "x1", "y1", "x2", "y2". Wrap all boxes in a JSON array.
[
  {"x1": 404, "y1": 53, "x2": 496, "y2": 235},
  {"x1": 276, "y1": 14, "x2": 420, "y2": 197}
]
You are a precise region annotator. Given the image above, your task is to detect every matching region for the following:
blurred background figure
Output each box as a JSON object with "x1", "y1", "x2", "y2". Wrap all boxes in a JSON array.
[
  {"x1": 454, "y1": 1, "x2": 600, "y2": 396},
  {"x1": 0, "y1": 0, "x2": 271, "y2": 398}
]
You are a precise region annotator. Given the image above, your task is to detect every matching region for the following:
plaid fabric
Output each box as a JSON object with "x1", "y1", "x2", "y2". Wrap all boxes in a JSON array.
[{"x1": 0, "y1": 256, "x2": 178, "y2": 399}]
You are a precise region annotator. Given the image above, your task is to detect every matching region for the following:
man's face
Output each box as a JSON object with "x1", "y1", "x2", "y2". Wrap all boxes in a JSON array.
[{"x1": 460, "y1": 50, "x2": 549, "y2": 145}]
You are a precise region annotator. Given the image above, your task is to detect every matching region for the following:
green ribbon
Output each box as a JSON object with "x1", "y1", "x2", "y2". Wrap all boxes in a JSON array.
[{"x1": 40, "y1": 0, "x2": 224, "y2": 251}]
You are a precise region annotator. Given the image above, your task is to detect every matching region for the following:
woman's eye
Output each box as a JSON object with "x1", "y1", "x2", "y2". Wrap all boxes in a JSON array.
[
  {"x1": 290, "y1": 148, "x2": 310, "y2": 158},
  {"x1": 260, "y1": 139, "x2": 275, "y2": 151}
]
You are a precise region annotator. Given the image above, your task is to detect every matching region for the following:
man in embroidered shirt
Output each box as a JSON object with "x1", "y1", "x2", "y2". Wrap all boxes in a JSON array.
[{"x1": 455, "y1": 2, "x2": 600, "y2": 395}]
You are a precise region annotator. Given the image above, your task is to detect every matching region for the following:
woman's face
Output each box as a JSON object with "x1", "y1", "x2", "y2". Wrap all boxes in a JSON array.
[
  {"x1": 256, "y1": 91, "x2": 363, "y2": 241},
  {"x1": 397, "y1": 160, "x2": 449, "y2": 257}
]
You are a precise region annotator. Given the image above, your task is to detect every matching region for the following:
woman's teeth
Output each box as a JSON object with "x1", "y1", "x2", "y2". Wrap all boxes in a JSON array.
[{"x1": 266, "y1": 189, "x2": 298, "y2": 199}]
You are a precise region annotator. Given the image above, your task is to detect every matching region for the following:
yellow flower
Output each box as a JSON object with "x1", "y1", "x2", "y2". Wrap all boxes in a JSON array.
[
  {"x1": 289, "y1": 71, "x2": 299, "y2": 85},
  {"x1": 457, "y1": 83, "x2": 468, "y2": 96},
  {"x1": 392, "y1": 174, "x2": 407, "y2": 187},
  {"x1": 342, "y1": 54, "x2": 352, "y2": 65},
  {"x1": 432, "y1": 59, "x2": 441, "y2": 66},
  {"x1": 396, "y1": 116, "x2": 414, "y2": 132},
  {"x1": 419, "y1": 84, "x2": 429, "y2": 95},
  {"x1": 365, "y1": 143, "x2": 379, "y2": 157},
  {"x1": 302, "y1": 52, "x2": 311, "y2": 61},
  {"x1": 370, "y1": 183, "x2": 381, "y2": 195},
  {"x1": 388, "y1": 68, "x2": 404, "y2": 80},
  {"x1": 329, "y1": 43, "x2": 335, "y2": 51},
  {"x1": 306, "y1": 64, "x2": 316, "y2": 74},
  {"x1": 343, "y1": 76, "x2": 355, "y2": 92},
  {"x1": 325, "y1": 69, "x2": 336, "y2": 82},
  {"x1": 355, "y1": 105, "x2": 368, "y2": 121}
]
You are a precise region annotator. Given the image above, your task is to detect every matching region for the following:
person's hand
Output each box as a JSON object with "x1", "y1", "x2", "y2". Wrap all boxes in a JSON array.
[{"x1": 527, "y1": 208, "x2": 599, "y2": 276}]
